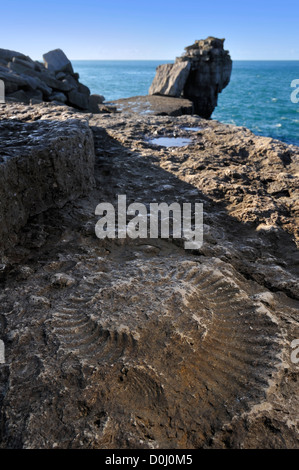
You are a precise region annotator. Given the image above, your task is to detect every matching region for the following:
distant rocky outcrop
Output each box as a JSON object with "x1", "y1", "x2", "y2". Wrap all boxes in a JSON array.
[
  {"x1": 0, "y1": 48, "x2": 106, "y2": 113},
  {"x1": 149, "y1": 37, "x2": 232, "y2": 118}
]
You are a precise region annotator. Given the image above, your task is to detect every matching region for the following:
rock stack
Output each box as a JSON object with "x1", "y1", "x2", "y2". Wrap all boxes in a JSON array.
[
  {"x1": 0, "y1": 48, "x2": 105, "y2": 112},
  {"x1": 149, "y1": 37, "x2": 232, "y2": 118}
]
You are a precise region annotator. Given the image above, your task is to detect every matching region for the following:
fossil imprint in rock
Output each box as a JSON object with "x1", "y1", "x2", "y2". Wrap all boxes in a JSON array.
[{"x1": 32, "y1": 252, "x2": 281, "y2": 446}]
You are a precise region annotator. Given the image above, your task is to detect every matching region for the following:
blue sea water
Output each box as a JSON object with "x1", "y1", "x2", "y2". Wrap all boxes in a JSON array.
[{"x1": 73, "y1": 60, "x2": 299, "y2": 146}]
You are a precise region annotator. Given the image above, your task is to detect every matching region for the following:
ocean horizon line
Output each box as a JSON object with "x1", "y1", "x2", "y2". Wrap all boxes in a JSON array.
[{"x1": 32, "y1": 58, "x2": 299, "y2": 62}]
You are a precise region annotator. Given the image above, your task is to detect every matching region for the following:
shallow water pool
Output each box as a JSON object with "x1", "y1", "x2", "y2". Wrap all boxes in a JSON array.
[
  {"x1": 148, "y1": 137, "x2": 192, "y2": 147},
  {"x1": 182, "y1": 127, "x2": 202, "y2": 132}
]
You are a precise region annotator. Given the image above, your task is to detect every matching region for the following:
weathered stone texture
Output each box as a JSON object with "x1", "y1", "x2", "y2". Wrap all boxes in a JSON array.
[
  {"x1": 112, "y1": 94, "x2": 193, "y2": 116},
  {"x1": 0, "y1": 99, "x2": 298, "y2": 451},
  {"x1": 149, "y1": 37, "x2": 232, "y2": 118},
  {"x1": 0, "y1": 117, "x2": 95, "y2": 253},
  {"x1": 149, "y1": 61, "x2": 191, "y2": 97}
]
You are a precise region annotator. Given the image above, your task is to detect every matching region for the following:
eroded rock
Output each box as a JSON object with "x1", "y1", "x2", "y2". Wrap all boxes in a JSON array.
[
  {"x1": 149, "y1": 61, "x2": 191, "y2": 97},
  {"x1": 112, "y1": 94, "x2": 193, "y2": 116},
  {"x1": 0, "y1": 101, "x2": 298, "y2": 450},
  {"x1": 0, "y1": 116, "x2": 95, "y2": 254},
  {"x1": 149, "y1": 37, "x2": 233, "y2": 118}
]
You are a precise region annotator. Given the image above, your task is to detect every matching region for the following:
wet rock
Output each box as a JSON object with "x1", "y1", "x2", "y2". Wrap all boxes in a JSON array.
[{"x1": 112, "y1": 95, "x2": 193, "y2": 116}]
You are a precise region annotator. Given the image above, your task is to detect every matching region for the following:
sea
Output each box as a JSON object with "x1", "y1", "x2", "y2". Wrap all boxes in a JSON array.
[{"x1": 73, "y1": 60, "x2": 299, "y2": 146}]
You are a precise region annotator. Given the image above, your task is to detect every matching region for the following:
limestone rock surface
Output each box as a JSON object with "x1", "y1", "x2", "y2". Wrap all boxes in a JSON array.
[
  {"x1": 149, "y1": 61, "x2": 191, "y2": 97},
  {"x1": 0, "y1": 101, "x2": 298, "y2": 449},
  {"x1": 149, "y1": 37, "x2": 232, "y2": 118},
  {"x1": 112, "y1": 94, "x2": 193, "y2": 116},
  {"x1": 0, "y1": 113, "x2": 95, "y2": 253}
]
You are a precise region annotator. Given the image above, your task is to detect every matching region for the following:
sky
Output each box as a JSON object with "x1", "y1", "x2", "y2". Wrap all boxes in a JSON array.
[{"x1": 1, "y1": 0, "x2": 299, "y2": 60}]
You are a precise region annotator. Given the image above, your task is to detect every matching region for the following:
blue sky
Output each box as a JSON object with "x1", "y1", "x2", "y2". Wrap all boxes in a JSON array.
[{"x1": 1, "y1": 0, "x2": 298, "y2": 60}]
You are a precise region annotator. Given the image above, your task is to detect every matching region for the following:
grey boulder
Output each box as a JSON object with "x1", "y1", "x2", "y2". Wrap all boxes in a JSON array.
[
  {"x1": 43, "y1": 49, "x2": 74, "y2": 74},
  {"x1": 0, "y1": 48, "x2": 28, "y2": 63},
  {"x1": 68, "y1": 90, "x2": 89, "y2": 110},
  {"x1": 6, "y1": 89, "x2": 30, "y2": 104},
  {"x1": 88, "y1": 94, "x2": 105, "y2": 113},
  {"x1": 12, "y1": 56, "x2": 36, "y2": 70},
  {"x1": 149, "y1": 61, "x2": 191, "y2": 97},
  {"x1": 0, "y1": 47, "x2": 103, "y2": 112},
  {"x1": 49, "y1": 92, "x2": 67, "y2": 103}
]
